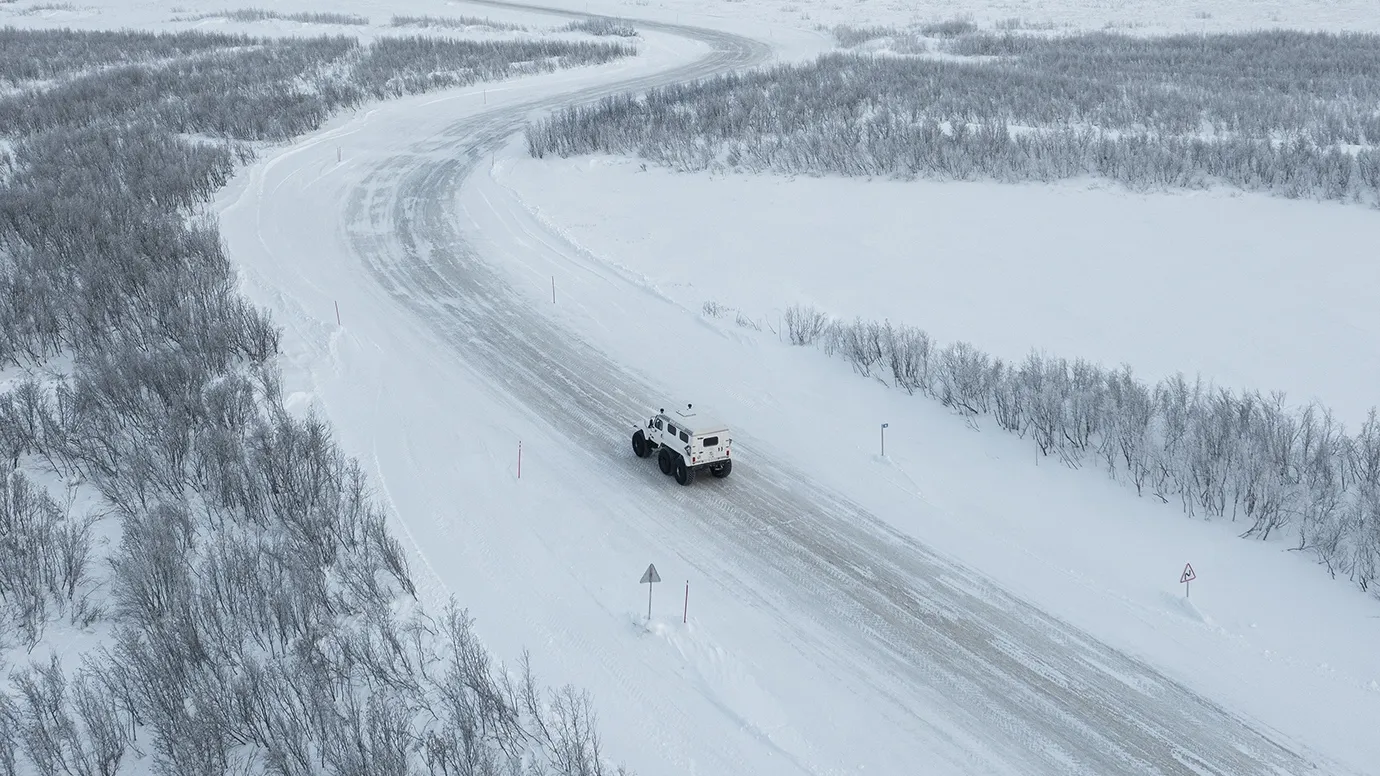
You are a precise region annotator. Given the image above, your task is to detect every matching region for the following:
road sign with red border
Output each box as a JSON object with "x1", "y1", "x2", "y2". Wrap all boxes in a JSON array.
[{"x1": 1180, "y1": 563, "x2": 1196, "y2": 584}]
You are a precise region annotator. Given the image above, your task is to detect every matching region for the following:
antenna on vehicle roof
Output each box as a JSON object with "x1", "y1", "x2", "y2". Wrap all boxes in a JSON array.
[{"x1": 687, "y1": 403, "x2": 692, "y2": 409}]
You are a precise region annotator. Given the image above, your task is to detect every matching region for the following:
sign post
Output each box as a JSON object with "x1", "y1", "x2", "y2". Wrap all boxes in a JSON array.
[
  {"x1": 640, "y1": 563, "x2": 661, "y2": 620},
  {"x1": 683, "y1": 580, "x2": 689, "y2": 624},
  {"x1": 1180, "y1": 562, "x2": 1196, "y2": 598},
  {"x1": 881, "y1": 422, "x2": 889, "y2": 456}
]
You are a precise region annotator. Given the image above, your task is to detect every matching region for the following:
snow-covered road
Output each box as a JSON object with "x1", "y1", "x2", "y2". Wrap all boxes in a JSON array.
[{"x1": 219, "y1": 5, "x2": 1347, "y2": 775}]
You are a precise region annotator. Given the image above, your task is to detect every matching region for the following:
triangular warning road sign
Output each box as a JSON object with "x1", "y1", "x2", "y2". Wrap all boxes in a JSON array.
[
  {"x1": 640, "y1": 563, "x2": 661, "y2": 584},
  {"x1": 1180, "y1": 563, "x2": 1196, "y2": 584}
]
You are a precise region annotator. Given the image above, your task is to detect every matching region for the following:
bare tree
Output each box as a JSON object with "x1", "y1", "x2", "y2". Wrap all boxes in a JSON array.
[
  {"x1": 10, "y1": 655, "x2": 127, "y2": 776},
  {"x1": 0, "y1": 665, "x2": 17, "y2": 776},
  {"x1": 783, "y1": 304, "x2": 830, "y2": 346}
]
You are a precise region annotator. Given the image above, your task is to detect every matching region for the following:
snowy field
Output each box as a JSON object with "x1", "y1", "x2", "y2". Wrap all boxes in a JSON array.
[
  {"x1": 496, "y1": 156, "x2": 1380, "y2": 427},
  {"x1": 5, "y1": 0, "x2": 1380, "y2": 774},
  {"x1": 456, "y1": 137, "x2": 1380, "y2": 773}
]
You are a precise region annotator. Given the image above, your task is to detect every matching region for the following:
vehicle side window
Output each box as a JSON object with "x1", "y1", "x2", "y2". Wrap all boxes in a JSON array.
[
  {"x1": 679, "y1": 431, "x2": 689, "y2": 442},
  {"x1": 667, "y1": 424, "x2": 677, "y2": 435},
  {"x1": 702, "y1": 436, "x2": 719, "y2": 447}
]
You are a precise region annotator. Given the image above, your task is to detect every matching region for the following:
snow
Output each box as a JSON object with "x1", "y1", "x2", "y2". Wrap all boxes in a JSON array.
[
  {"x1": 9, "y1": 0, "x2": 1380, "y2": 774},
  {"x1": 495, "y1": 155, "x2": 1380, "y2": 428},
  {"x1": 453, "y1": 136, "x2": 1380, "y2": 773}
]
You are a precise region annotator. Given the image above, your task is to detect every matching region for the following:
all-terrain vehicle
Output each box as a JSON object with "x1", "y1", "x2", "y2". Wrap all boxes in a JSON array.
[{"x1": 631, "y1": 404, "x2": 732, "y2": 485}]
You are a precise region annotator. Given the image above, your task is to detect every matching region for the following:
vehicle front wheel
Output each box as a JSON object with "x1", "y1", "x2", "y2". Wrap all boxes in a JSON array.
[
  {"x1": 658, "y1": 447, "x2": 675, "y2": 475},
  {"x1": 632, "y1": 430, "x2": 650, "y2": 458},
  {"x1": 674, "y1": 456, "x2": 696, "y2": 486},
  {"x1": 711, "y1": 460, "x2": 732, "y2": 478}
]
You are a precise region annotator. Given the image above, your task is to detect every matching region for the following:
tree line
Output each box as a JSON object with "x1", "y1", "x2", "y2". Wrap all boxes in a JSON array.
[
  {"x1": 0, "y1": 34, "x2": 633, "y2": 139},
  {"x1": 170, "y1": 8, "x2": 371, "y2": 26},
  {"x1": 390, "y1": 15, "x2": 527, "y2": 33},
  {"x1": 780, "y1": 305, "x2": 1380, "y2": 595},
  {"x1": 1, "y1": 26, "x2": 635, "y2": 776},
  {"x1": 0, "y1": 26, "x2": 251, "y2": 85},
  {"x1": 526, "y1": 29, "x2": 1380, "y2": 205}
]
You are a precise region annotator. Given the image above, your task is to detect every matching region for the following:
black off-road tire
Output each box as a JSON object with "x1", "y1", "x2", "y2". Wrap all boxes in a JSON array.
[
  {"x1": 674, "y1": 456, "x2": 696, "y2": 486},
  {"x1": 711, "y1": 460, "x2": 732, "y2": 478},
  {"x1": 658, "y1": 447, "x2": 675, "y2": 475},
  {"x1": 632, "y1": 430, "x2": 650, "y2": 458}
]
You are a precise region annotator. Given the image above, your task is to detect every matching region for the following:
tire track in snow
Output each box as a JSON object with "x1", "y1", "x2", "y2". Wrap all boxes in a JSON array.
[{"x1": 331, "y1": 6, "x2": 1334, "y2": 776}]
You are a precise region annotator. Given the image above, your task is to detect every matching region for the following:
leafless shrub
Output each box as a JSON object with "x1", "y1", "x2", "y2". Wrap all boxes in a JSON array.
[
  {"x1": 0, "y1": 677, "x2": 16, "y2": 776},
  {"x1": 0, "y1": 466, "x2": 99, "y2": 648},
  {"x1": 921, "y1": 17, "x2": 978, "y2": 37},
  {"x1": 831, "y1": 24, "x2": 897, "y2": 48},
  {"x1": 176, "y1": 8, "x2": 370, "y2": 25},
  {"x1": 783, "y1": 304, "x2": 830, "y2": 346},
  {"x1": 390, "y1": 13, "x2": 526, "y2": 31},
  {"x1": 564, "y1": 17, "x2": 639, "y2": 37},
  {"x1": 352, "y1": 37, "x2": 635, "y2": 100},
  {"x1": 11, "y1": 655, "x2": 128, "y2": 776},
  {"x1": 734, "y1": 311, "x2": 762, "y2": 331}
]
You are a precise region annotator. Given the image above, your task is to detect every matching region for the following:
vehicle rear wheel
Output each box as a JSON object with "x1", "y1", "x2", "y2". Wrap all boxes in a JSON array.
[
  {"x1": 658, "y1": 447, "x2": 675, "y2": 475},
  {"x1": 632, "y1": 430, "x2": 650, "y2": 458},
  {"x1": 711, "y1": 460, "x2": 732, "y2": 478},
  {"x1": 674, "y1": 456, "x2": 696, "y2": 486}
]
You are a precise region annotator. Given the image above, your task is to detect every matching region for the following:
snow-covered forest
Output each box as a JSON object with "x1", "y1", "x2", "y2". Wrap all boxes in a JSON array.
[
  {"x1": 527, "y1": 29, "x2": 1380, "y2": 204},
  {"x1": 0, "y1": 25, "x2": 633, "y2": 776}
]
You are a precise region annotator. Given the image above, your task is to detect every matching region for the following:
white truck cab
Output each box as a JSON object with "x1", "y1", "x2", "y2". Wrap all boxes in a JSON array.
[{"x1": 631, "y1": 404, "x2": 732, "y2": 485}]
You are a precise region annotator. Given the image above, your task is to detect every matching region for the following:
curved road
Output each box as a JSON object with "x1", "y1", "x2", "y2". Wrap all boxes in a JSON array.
[{"x1": 341, "y1": 5, "x2": 1330, "y2": 775}]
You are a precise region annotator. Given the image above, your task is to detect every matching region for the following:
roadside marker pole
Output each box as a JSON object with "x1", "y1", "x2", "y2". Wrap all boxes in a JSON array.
[
  {"x1": 683, "y1": 580, "x2": 689, "y2": 623},
  {"x1": 517, "y1": 440, "x2": 522, "y2": 479},
  {"x1": 552, "y1": 276, "x2": 556, "y2": 304},
  {"x1": 335, "y1": 301, "x2": 340, "y2": 326}
]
